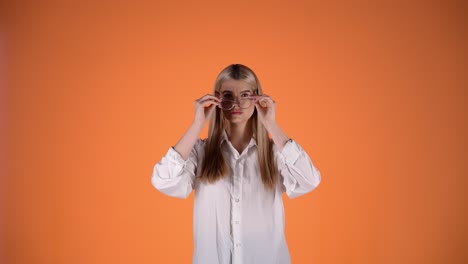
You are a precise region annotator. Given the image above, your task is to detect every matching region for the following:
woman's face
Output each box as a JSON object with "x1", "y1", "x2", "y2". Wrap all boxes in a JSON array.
[{"x1": 219, "y1": 79, "x2": 257, "y2": 126}]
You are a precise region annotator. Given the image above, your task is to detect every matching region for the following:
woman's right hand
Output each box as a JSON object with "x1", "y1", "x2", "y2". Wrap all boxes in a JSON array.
[{"x1": 193, "y1": 94, "x2": 221, "y2": 126}]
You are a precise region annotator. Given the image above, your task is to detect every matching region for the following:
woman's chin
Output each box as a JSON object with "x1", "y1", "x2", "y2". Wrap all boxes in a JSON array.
[{"x1": 226, "y1": 115, "x2": 248, "y2": 124}]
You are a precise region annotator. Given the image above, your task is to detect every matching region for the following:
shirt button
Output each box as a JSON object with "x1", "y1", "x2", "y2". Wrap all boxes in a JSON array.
[
  {"x1": 235, "y1": 221, "x2": 239, "y2": 224},
  {"x1": 235, "y1": 198, "x2": 240, "y2": 203},
  {"x1": 236, "y1": 243, "x2": 242, "y2": 247}
]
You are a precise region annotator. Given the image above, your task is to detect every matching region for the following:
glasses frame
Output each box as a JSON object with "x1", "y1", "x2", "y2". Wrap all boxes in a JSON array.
[{"x1": 215, "y1": 90, "x2": 259, "y2": 110}]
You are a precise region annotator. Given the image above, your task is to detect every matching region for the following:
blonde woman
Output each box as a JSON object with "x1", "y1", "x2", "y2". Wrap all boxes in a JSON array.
[{"x1": 151, "y1": 64, "x2": 321, "y2": 264}]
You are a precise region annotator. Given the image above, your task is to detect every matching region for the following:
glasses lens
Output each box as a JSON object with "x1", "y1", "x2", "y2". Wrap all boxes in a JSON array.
[
  {"x1": 220, "y1": 97, "x2": 255, "y2": 110},
  {"x1": 221, "y1": 100, "x2": 234, "y2": 110},
  {"x1": 239, "y1": 98, "x2": 252, "y2": 109}
]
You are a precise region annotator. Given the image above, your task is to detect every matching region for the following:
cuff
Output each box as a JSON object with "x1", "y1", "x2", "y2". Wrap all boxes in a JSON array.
[
  {"x1": 165, "y1": 146, "x2": 188, "y2": 176},
  {"x1": 279, "y1": 139, "x2": 302, "y2": 165},
  {"x1": 167, "y1": 146, "x2": 187, "y2": 165}
]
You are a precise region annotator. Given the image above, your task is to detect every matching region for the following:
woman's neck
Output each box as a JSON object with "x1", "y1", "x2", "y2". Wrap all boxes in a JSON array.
[{"x1": 225, "y1": 121, "x2": 252, "y2": 154}]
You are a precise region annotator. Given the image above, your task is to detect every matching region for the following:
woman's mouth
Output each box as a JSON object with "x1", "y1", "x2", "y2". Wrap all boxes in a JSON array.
[{"x1": 231, "y1": 111, "x2": 242, "y2": 115}]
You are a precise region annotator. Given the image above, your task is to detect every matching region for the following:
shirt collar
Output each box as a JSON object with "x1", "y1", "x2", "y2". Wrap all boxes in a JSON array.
[{"x1": 220, "y1": 130, "x2": 257, "y2": 148}]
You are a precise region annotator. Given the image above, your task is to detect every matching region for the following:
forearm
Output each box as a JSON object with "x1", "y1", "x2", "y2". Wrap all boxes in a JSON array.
[
  {"x1": 263, "y1": 121, "x2": 289, "y2": 152},
  {"x1": 174, "y1": 121, "x2": 205, "y2": 160}
]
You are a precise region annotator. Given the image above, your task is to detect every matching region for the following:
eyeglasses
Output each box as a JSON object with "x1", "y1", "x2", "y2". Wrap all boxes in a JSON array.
[{"x1": 215, "y1": 91, "x2": 259, "y2": 110}]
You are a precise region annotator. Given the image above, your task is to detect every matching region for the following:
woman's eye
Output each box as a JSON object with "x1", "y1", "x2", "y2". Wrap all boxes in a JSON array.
[
  {"x1": 241, "y1": 93, "x2": 251, "y2": 98},
  {"x1": 223, "y1": 94, "x2": 233, "y2": 100}
]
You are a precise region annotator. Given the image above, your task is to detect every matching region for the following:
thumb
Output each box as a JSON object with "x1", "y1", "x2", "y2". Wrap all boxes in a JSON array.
[{"x1": 206, "y1": 104, "x2": 217, "y2": 117}]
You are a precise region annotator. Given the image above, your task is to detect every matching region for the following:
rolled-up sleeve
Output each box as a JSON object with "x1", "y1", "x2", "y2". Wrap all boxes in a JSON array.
[
  {"x1": 151, "y1": 140, "x2": 201, "y2": 199},
  {"x1": 276, "y1": 139, "x2": 321, "y2": 198}
]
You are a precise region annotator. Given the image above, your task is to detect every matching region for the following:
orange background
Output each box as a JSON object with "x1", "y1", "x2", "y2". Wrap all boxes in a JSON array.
[{"x1": 2, "y1": 0, "x2": 467, "y2": 263}]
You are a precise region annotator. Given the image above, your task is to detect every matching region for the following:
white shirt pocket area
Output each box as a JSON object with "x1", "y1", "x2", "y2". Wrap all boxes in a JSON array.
[
  {"x1": 151, "y1": 139, "x2": 203, "y2": 199},
  {"x1": 275, "y1": 139, "x2": 322, "y2": 199}
]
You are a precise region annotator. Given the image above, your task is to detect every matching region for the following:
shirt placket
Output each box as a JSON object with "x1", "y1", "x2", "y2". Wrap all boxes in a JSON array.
[{"x1": 231, "y1": 153, "x2": 243, "y2": 264}]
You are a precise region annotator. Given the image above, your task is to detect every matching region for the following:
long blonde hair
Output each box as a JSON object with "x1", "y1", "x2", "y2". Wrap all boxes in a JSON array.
[{"x1": 200, "y1": 64, "x2": 278, "y2": 190}]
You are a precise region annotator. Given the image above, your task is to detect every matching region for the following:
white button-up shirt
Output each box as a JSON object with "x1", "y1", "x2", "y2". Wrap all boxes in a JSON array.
[{"x1": 151, "y1": 131, "x2": 321, "y2": 264}]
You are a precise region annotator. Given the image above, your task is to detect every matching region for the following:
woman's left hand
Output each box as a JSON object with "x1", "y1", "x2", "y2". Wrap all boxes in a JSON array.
[{"x1": 254, "y1": 95, "x2": 277, "y2": 127}]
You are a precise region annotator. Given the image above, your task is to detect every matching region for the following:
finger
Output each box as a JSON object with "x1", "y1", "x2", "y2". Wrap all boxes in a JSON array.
[
  {"x1": 264, "y1": 96, "x2": 277, "y2": 106},
  {"x1": 260, "y1": 96, "x2": 274, "y2": 102},
  {"x1": 256, "y1": 98, "x2": 269, "y2": 107},
  {"x1": 199, "y1": 97, "x2": 220, "y2": 103},
  {"x1": 205, "y1": 94, "x2": 222, "y2": 101},
  {"x1": 198, "y1": 98, "x2": 221, "y2": 107},
  {"x1": 254, "y1": 103, "x2": 262, "y2": 112},
  {"x1": 208, "y1": 94, "x2": 222, "y2": 101},
  {"x1": 255, "y1": 94, "x2": 272, "y2": 103},
  {"x1": 205, "y1": 104, "x2": 218, "y2": 116},
  {"x1": 197, "y1": 94, "x2": 221, "y2": 103},
  {"x1": 203, "y1": 101, "x2": 220, "y2": 108}
]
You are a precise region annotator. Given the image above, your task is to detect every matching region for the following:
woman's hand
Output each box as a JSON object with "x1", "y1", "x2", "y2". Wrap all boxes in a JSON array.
[
  {"x1": 193, "y1": 94, "x2": 221, "y2": 126},
  {"x1": 255, "y1": 95, "x2": 277, "y2": 127},
  {"x1": 173, "y1": 94, "x2": 220, "y2": 160},
  {"x1": 255, "y1": 94, "x2": 290, "y2": 151}
]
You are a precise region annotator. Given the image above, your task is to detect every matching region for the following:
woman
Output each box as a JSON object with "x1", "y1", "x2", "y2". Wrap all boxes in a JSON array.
[{"x1": 151, "y1": 64, "x2": 321, "y2": 264}]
